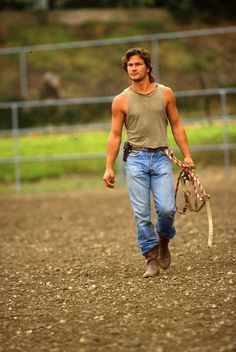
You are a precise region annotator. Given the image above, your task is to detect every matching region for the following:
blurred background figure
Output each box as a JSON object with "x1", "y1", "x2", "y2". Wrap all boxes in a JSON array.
[{"x1": 40, "y1": 72, "x2": 63, "y2": 99}]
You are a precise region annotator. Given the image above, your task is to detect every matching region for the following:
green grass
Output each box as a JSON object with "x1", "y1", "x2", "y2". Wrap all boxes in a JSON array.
[
  {"x1": 0, "y1": 123, "x2": 235, "y2": 183},
  {"x1": 170, "y1": 123, "x2": 236, "y2": 145},
  {"x1": 0, "y1": 130, "x2": 109, "y2": 158},
  {"x1": 1, "y1": 124, "x2": 235, "y2": 158}
]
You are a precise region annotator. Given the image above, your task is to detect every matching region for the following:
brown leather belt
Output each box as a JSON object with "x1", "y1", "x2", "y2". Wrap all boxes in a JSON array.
[{"x1": 130, "y1": 146, "x2": 167, "y2": 152}]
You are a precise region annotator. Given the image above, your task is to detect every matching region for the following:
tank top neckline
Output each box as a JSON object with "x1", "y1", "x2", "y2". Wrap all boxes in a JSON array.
[{"x1": 129, "y1": 83, "x2": 160, "y2": 97}]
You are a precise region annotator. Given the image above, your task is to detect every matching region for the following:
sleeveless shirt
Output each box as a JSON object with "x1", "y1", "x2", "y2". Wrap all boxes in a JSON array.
[{"x1": 125, "y1": 83, "x2": 168, "y2": 148}]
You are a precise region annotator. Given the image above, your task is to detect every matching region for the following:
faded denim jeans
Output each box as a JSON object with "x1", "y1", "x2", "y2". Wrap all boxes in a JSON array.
[{"x1": 125, "y1": 150, "x2": 176, "y2": 255}]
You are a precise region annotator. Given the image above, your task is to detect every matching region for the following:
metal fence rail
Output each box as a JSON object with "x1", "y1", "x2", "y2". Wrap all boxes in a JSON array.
[
  {"x1": 1, "y1": 26, "x2": 236, "y2": 99},
  {"x1": 0, "y1": 87, "x2": 235, "y2": 192}
]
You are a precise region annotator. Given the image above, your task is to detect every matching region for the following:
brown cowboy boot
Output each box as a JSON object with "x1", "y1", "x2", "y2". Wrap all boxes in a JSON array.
[
  {"x1": 143, "y1": 246, "x2": 159, "y2": 278},
  {"x1": 158, "y1": 237, "x2": 171, "y2": 270}
]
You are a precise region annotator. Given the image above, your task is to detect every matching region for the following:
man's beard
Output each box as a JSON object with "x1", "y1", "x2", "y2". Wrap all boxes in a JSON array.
[{"x1": 129, "y1": 72, "x2": 148, "y2": 82}]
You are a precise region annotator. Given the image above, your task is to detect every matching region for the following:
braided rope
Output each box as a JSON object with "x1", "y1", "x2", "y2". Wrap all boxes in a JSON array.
[{"x1": 165, "y1": 149, "x2": 213, "y2": 247}]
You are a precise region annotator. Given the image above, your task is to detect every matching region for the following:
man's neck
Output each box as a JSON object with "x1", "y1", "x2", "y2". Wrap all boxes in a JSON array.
[{"x1": 130, "y1": 79, "x2": 157, "y2": 94}]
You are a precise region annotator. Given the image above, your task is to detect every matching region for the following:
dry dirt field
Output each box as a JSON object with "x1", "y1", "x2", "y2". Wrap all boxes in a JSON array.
[{"x1": 1, "y1": 170, "x2": 236, "y2": 352}]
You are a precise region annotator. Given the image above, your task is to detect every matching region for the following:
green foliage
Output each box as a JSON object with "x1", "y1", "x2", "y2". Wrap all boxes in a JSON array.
[
  {"x1": 166, "y1": 0, "x2": 236, "y2": 22},
  {"x1": 166, "y1": 0, "x2": 194, "y2": 22},
  {"x1": 1, "y1": 0, "x2": 236, "y2": 20},
  {"x1": 194, "y1": 0, "x2": 236, "y2": 22},
  {"x1": 7, "y1": 23, "x2": 75, "y2": 46},
  {"x1": 56, "y1": 0, "x2": 156, "y2": 8},
  {"x1": 0, "y1": 0, "x2": 35, "y2": 10}
]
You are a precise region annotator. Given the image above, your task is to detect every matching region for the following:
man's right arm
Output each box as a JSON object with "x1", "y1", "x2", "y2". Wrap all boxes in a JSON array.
[{"x1": 103, "y1": 94, "x2": 126, "y2": 188}]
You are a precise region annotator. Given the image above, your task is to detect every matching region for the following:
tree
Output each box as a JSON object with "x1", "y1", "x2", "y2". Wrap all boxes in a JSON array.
[
  {"x1": 0, "y1": 0, "x2": 35, "y2": 9},
  {"x1": 166, "y1": 0, "x2": 236, "y2": 22},
  {"x1": 0, "y1": 0, "x2": 235, "y2": 20}
]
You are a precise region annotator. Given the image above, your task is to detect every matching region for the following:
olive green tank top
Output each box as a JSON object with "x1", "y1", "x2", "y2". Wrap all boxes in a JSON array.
[{"x1": 125, "y1": 83, "x2": 168, "y2": 148}]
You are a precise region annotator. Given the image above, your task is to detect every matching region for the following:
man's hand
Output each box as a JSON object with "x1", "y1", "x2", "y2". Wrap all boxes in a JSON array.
[
  {"x1": 183, "y1": 156, "x2": 195, "y2": 170},
  {"x1": 103, "y1": 169, "x2": 116, "y2": 188}
]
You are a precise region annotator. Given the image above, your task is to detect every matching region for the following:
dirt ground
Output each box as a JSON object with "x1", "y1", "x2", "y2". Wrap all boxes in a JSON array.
[{"x1": 1, "y1": 171, "x2": 236, "y2": 352}]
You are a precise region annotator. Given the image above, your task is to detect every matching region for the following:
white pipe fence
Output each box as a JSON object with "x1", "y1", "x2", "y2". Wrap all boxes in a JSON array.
[
  {"x1": 1, "y1": 26, "x2": 236, "y2": 100},
  {"x1": 0, "y1": 87, "x2": 235, "y2": 192}
]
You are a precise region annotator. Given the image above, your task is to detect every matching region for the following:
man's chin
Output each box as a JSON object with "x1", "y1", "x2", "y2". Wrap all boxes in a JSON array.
[{"x1": 131, "y1": 77, "x2": 142, "y2": 82}]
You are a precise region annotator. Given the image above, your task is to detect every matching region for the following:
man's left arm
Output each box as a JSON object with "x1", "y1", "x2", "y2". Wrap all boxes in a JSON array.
[{"x1": 164, "y1": 87, "x2": 194, "y2": 167}]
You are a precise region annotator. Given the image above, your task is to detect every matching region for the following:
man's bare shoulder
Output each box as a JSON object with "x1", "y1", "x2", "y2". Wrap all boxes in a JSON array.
[
  {"x1": 161, "y1": 85, "x2": 176, "y2": 103},
  {"x1": 112, "y1": 90, "x2": 128, "y2": 113},
  {"x1": 113, "y1": 90, "x2": 128, "y2": 104},
  {"x1": 162, "y1": 85, "x2": 174, "y2": 95}
]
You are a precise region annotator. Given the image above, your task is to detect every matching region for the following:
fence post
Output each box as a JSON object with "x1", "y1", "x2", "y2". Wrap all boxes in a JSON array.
[
  {"x1": 19, "y1": 50, "x2": 28, "y2": 100},
  {"x1": 220, "y1": 90, "x2": 230, "y2": 176},
  {"x1": 11, "y1": 104, "x2": 21, "y2": 192},
  {"x1": 151, "y1": 39, "x2": 159, "y2": 80}
]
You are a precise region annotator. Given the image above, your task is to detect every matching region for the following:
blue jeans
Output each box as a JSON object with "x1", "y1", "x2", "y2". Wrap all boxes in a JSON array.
[{"x1": 125, "y1": 150, "x2": 176, "y2": 255}]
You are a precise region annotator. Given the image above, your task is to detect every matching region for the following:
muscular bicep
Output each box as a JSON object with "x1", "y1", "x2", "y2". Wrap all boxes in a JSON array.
[
  {"x1": 110, "y1": 97, "x2": 126, "y2": 138},
  {"x1": 165, "y1": 87, "x2": 182, "y2": 128}
]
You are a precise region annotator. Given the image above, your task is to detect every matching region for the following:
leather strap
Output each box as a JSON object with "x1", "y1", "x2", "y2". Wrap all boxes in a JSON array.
[{"x1": 131, "y1": 146, "x2": 167, "y2": 152}]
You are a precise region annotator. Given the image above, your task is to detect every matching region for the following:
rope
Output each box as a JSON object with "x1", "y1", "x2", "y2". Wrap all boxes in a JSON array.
[{"x1": 165, "y1": 150, "x2": 214, "y2": 247}]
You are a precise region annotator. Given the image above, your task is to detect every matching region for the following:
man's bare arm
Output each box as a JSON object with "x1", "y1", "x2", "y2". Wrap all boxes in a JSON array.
[
  {"x1": 165, "y1": 87, "x2": 194, "y2": 167},
  {"x1": 103, "y1": 94, "x2": 126, "y2": 188}
]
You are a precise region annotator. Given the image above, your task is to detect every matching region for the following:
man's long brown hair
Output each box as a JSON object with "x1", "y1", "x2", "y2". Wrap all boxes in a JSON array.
[{"x1": 121, "y1": 47, "x2": 155, "y2": 83}]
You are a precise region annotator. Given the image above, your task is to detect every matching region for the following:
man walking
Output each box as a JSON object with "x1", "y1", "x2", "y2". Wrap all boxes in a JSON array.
[{"x1": 103, "y1": 48, "x2": 194, "y2": 278}]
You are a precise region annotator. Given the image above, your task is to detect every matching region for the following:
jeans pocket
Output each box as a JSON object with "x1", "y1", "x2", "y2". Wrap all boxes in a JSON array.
[{"x1": 129, "y1": 150, "x2": 142, "y2": 157}]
